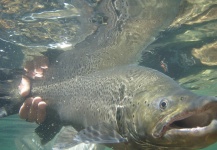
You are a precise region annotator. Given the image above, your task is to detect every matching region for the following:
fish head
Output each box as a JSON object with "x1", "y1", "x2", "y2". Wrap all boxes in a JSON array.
[{"x1": 129, "y1": 88, "x2": 217, "y2": 149}]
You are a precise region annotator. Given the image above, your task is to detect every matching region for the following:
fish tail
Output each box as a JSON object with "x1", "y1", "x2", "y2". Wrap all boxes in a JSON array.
[{"x1": 0, "y1": 68, "x2": 24, "y2": 117}]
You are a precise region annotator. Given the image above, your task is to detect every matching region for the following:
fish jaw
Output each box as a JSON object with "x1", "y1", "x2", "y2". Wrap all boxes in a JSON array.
[{"x1": 152, "y1": 96, "x2": 217, "y2": 148}]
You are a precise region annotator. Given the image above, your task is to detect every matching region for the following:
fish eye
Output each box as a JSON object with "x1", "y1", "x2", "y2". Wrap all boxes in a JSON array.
[{"x1": 159, "y1": 99, "x2": 168, "y2": 110}]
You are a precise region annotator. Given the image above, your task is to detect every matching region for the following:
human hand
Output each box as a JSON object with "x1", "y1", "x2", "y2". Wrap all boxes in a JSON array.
[
  {"x1": 19, "y1": 97, "x2": 47, "y2": 124},
  {"x1": 19, "y1": 56, "x2": 48, "y2": 124}
]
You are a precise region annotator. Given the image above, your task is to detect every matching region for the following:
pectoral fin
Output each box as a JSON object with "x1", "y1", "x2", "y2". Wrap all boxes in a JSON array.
[
  {"x1": 53, "y1": 126, "x2": 80, "y2": 150},
  {"x1": 74, "y1": 123, "x2": 128, "y2": 144},
  {"x1": 53, "y1": 123, "x2": 128, "y2": 150}
]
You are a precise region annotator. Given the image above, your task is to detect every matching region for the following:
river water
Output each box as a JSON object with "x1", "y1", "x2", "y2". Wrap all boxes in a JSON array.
[{"x1": 0, "y1": 0, "x2": 217, "y2": 149}]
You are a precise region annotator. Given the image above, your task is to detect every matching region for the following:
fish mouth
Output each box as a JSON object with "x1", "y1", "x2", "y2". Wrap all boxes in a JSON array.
[{"x1": 153, "y1": 102, "x2": 217, "y2": 138}]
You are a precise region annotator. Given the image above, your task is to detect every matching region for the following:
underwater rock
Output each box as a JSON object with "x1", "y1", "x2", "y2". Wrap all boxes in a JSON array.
[
  {"x1": 192, "y1": 41, "x2": 217, "y2": 66},
  {"x1": 140, "y1": 0, "x2": 217, "y2": 78},
  {"x1": 171, "y1": 0, "x2": 217, "y2": 26},
  {"x1": 178, "y1": 67, "x2": 217, "y2": 96}
]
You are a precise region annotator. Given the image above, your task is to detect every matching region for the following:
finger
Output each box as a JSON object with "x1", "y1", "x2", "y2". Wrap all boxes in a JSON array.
[
  {"x1": 33, "y1": 56, "x2": 48, "y2": 79},
  {"x1": 27, "y1": 97, "x2": 42, "y2": 122},
  {"x1": 18, "y1": 76, "x2": 30, "y2": 97},
  {"x1": 36, "y1": 101, "x2": 47, "y2": 124},
  {"x1": 24, "y1": 56, "x2": 49, "y2": 79},
  {"x1": 19, "y1": 97, "x2": 33, "y2": 119},
  {"x1": 34, "y1": 68, "x2": 43, "y2": 78}
]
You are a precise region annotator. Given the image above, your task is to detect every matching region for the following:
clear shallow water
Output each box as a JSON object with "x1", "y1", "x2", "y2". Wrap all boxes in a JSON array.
[
  {"x1": 0, "y1": 0, "x2": 217, "y2": 150},
  {"x1": 1, "y1": 116, "x2": 217, "y2": 150},
  {"x1": 0, "y1": 115, "x2": 37, "y2": 149}
]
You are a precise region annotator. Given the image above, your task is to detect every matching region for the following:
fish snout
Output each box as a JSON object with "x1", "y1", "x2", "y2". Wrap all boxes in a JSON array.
[{"x1": 151, "y1": 96, "x2": 217, "y2": 148}]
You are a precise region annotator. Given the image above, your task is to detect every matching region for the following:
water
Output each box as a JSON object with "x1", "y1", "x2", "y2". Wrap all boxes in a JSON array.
[
  {"x1": 0, "y1": 0, "x2": 217, "y2": 149},
  {"x1": 0, "y1": 115, "x2": 37, "y2": 149}
]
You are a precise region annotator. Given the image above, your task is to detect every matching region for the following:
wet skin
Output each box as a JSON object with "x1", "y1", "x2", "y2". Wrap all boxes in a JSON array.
[
  {"x1": 19, "y1": 96, "x2": 47, "y2": 124},
  {"x1": 19, "y1": 56, "x2": 48, "y2": 124}
]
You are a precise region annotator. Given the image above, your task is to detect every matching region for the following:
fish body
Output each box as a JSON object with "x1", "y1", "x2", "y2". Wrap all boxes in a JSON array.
[{"x1": 27, "y1": 66, "x2": 217, "y2": 150}]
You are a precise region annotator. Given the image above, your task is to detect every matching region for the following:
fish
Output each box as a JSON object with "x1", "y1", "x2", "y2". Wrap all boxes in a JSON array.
[
  {"x1": 1, "y1": 0, "x2": 217, "y2": 150},
  {"x1": 1, "y1": 66, "x2": 217, "y2": 150}
]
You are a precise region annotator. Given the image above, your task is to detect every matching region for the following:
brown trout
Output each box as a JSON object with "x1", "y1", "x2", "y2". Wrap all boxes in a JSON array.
[
  {"x1": 35, "y1": 66, "x2": 217, "y2": 150},
  {"x1": 1, "y1": 0, "x2": 217, "y2": 150},
  {"x1": 1, "y1": 66, "x2": 217, "y2": 150}
]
